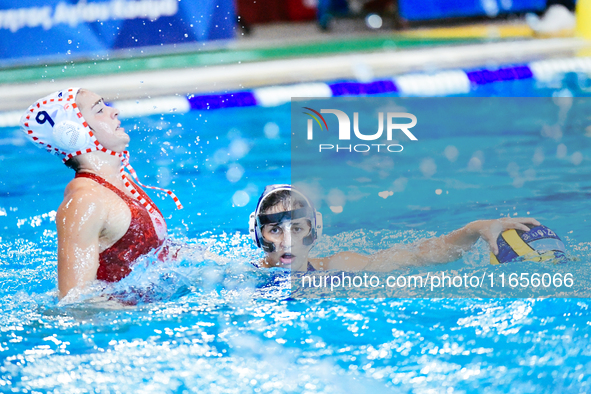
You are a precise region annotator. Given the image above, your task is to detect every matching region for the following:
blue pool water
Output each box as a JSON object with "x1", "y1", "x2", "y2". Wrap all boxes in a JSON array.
[{"x1": 1, "y1": 75, "x2": 591, "y2": 392}]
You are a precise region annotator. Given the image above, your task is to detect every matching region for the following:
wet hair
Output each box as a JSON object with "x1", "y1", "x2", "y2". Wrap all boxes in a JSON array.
[
  {"x1": 64, "y1": 156, "x2": 82, "y2": 172},
  {"x1": 75, "y1": 88, "x2": 91, "y2": 110},
  {"x1": 260, "y1": 190, "x2": 307, "y2": 214}
]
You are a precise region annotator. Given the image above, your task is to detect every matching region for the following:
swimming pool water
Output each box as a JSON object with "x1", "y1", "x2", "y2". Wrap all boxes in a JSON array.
[{"x1": 1, "y1": 75, "x2": 591, "y2": 392}]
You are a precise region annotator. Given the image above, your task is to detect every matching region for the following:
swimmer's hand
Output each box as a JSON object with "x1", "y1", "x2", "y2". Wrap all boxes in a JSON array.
[
  {"x1": 162, "y1": 243, "x2": 230, "y2": 265},
  {"x1": 466, "y1": 217, "x2": 541, "y2": 255},
  {"x1": 59, "y1": 291, "x2": 134, "y2": 310},
  {"x1": 85, "y1": 295, "x2": 135, "y2": 310}
]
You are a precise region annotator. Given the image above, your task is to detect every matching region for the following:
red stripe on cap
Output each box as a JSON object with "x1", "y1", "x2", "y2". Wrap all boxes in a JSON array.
[
  {"x1": 36, "y1": 103, "x2": 40, "y2": 108},
  {"x1": 75, "y1": 151, "x2": 81, "y2": 155},
  {"x1": 94, "y1": 141, "x2": 100, "y2": 146},
  {"x1": 86, "y1": 148, "x2": 92, "y2": 153},
  {"x1": 24, "y1": 123, "x2": 28, "y2": 127},
  {"x1": 27, "y1": 130, "x2": 32, "y2": 134},
  {"x1": 88, "y1": 131, "x2": 93, "y2": 137},
  {"x1": 101, "y1": 148, "x2": 107, "y2": 152},
  {"x1": 32, "y1": 136, "x2": 38, "y2": 140},
  {"x1": 43, "y1": 101, "x2": 47, "y2": 104},
  {"x1": 77, "y1": 113, "x2": 82, "y2": 118},
  {"x1": 72, "y1": 103, "x2": 77, "y2": 108},
  {"x1": 131, "y1": 190, "x2": 136, "y2": 194}
]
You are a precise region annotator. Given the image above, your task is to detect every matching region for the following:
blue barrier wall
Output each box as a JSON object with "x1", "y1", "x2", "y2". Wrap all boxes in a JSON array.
[
  {"x1": 0, "y1": 0, "x2": 235, "y2": 65},
  {"x1": 398, "y1": 0, "x2": 546, "y2": 21}
]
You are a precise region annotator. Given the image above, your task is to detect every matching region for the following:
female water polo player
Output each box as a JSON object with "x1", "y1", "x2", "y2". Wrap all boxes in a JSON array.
[
  {"x1": 20, "y1": 88, "x2": 182, "y2": 298},
  {"x1": 249, "y1": 185, "x2": 540, "y2": 271}
]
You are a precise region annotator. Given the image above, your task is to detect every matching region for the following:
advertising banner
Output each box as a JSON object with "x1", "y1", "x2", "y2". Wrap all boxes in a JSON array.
[{"x1": 0, "y1": 0, "x2": 235, "y2": 65}]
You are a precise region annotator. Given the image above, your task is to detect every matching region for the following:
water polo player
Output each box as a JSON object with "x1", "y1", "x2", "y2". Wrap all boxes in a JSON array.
[
  {"x1": 20, "y1": 88, "x2": 182, "y2": 298},
  {"x1": 249, "y1": 184, "x2": 541, "y2": 271}
]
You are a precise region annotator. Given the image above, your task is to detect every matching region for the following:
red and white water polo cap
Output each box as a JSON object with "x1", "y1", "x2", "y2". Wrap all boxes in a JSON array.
[
  {"x1": 19, "y1": 87, "x2": 184, "y2": 211},
  {"x1": 19, "y1": 87, "x2": 118, "y2": 162}
]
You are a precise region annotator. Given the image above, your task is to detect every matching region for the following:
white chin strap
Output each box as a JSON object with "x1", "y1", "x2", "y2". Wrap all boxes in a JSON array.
[{"x1": 120, "y1": 151, "x2": 183, "y2": 211}]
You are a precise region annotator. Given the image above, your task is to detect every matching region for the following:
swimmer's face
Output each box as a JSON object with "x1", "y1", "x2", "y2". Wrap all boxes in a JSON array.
[
  {"x1": 261, "y1": 204, "x2": 314, "y2": 271},
  {"x1": 77, "y1": 89, "x2": 129, "y2": 152}
]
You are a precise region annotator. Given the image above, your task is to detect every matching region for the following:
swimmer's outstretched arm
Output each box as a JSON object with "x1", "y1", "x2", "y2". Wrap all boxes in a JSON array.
[
  {"x1": 312, "y1": 217, "x2": 540, "y2": 272},
  {"x1": 56, "y1": 183, "x2": 106, "y2": 299}
]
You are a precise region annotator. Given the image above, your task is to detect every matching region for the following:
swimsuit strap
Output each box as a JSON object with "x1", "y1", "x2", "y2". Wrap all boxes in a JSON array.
[
  {"x1": 75, "y1": 172, "x2": 131, "y2": 201},
  {"x1": 307, "y1": 261, "x2": 316, "y2": 271},
  {"x1": 75, "y1": 172, "x2": 164, "y2": 218}
]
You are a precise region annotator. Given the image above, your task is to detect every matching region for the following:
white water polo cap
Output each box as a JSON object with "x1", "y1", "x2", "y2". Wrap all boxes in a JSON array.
[{"x1": 19, "y1": 87, "x2": 116, "y2": 162}]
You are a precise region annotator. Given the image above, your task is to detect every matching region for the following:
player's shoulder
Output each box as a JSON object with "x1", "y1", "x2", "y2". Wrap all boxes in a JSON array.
[
  {"x1": 63, "y1": 176, "x2": 106, "y2": 200},
  {"x1": 57, "y1": 176, "x2": 109, "y2": 221}
]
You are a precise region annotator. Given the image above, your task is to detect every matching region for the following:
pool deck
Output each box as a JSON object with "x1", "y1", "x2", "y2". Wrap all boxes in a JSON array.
[{"x1": 1, "y1": 19, "x2": 591, "y2": 112}]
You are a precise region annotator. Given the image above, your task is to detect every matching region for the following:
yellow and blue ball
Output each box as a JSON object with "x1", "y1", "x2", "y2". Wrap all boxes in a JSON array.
[{"x1": 490, "y1": 224, "x2": 566, "y2": 264}]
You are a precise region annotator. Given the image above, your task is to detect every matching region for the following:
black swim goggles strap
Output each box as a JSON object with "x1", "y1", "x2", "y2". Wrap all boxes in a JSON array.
[{"x1": 257, "y1": 207, "x2": 314, "y2": 226}]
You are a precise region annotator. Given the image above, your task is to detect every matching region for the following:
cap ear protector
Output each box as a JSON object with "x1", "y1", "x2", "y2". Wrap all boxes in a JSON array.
[
  {"x1": 53, "y1": 120, "x2": 91, "y2": 152},
  {"x1": 249, "y1": 184, "x2": 322, "y2": 253}
]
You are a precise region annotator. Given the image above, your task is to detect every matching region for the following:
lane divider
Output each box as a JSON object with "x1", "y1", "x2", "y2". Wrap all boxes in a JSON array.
[
  {"x1": 253, "y1": 83, "x2": 333, "y2": 108},
  {"x1": 1, "y1": 56, "x2": 590, "y2": 127},
  {"x1": 395, "y1": 70, "x2": 470, "y2": 96}
]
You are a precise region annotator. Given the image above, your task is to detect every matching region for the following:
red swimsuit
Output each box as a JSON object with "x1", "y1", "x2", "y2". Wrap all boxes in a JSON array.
[{"x1": 75, "y1": 172, "x2": 167, "y2": 282}]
